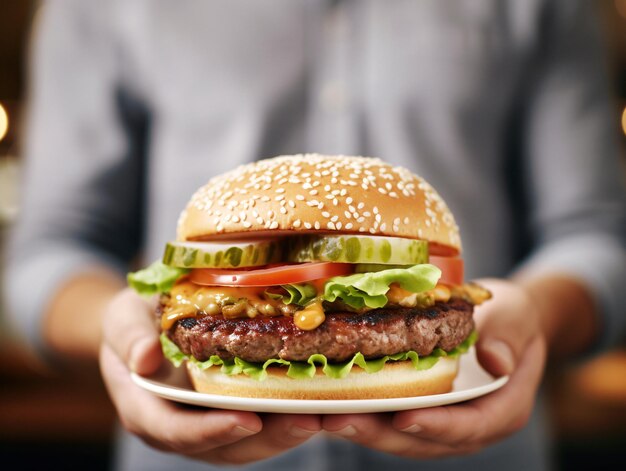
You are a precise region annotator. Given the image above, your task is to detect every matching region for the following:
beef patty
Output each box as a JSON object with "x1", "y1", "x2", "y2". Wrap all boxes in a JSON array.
[{"x1": 164, "y1": 299, "x2": 474, "y2": 363}]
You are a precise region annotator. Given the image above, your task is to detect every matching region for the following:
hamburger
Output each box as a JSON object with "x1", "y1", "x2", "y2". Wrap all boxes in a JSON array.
[{"x1": 128, "y1": 154, "x2": 490, "y2": 400}]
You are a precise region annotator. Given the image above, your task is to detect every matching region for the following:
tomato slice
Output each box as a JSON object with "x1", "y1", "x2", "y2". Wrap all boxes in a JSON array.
[
  {"x1": 429, "y1": 256, "x2": 464, "y2": 285},
  {"x1": 190, "y1": 262, "x2": 353, "y2": 287}
]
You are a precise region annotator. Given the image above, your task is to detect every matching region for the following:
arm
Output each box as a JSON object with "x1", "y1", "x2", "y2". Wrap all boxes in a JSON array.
[
  {"x1": 5, "y1": 0, "x2": 320, "y2": 463},
  {"x1": 323, "y1": 0, "x2": 626, "y2": 456}
]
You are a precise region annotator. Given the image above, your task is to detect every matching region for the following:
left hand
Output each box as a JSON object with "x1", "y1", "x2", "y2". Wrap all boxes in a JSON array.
[{"x1": 322, "y1": 279, "x2": 547, "y2": 458}]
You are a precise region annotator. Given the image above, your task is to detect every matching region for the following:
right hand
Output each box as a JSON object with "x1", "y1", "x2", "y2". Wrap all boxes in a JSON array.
[{"x1": 100, "y1": 288, "x2": 321, "y2": 464}]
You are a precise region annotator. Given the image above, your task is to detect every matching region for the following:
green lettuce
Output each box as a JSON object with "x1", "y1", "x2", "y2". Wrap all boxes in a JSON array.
[
  {"x1": 128, "y1": 261, "x2": 190, "y2": 297},
  {"x1": 323, "y1": 264, "x2": 442, "y2": 309},
  {"x1": 160, "y1": 330, "x2": 477, "y2": 381},
  {"x1": 265, "y1": 283, "x2": 317, "y2": 307}
]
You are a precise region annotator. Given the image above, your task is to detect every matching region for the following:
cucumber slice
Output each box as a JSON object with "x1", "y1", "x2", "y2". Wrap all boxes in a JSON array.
[
  {"x1": 163, "y1": 240, "x2": 281, "y2": 268},
  {"x1": 288, "y1": 235, "x2": 428, "y2": 265}
]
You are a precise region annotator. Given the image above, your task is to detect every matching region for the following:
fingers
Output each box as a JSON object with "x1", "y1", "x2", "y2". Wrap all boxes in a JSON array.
[
  {"x1": 102, "y1": 288, "x2": 161, "y2": 375},
  {"x1": 392, "y1": 335, "x2": 546, "y2": 448},
  {"x1": 322, "y1": 414, "x2": 475, "y2": 458},
  {"x1": 473, "y1": 279, "x2": 540, "y2": 376},
  {"x1": 100, "y1": 344, "x2": 263, "y2": 455},
  {"x1": 201, "y1": 414, "x2": 322, "y2": 464},
  {"x1": 324, "y1": 414, "x2": 415, "y2": 455}
]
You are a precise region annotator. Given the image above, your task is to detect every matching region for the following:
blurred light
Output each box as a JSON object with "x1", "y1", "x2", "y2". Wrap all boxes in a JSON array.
[
  {"x1": 0, "y1": 103, "x2": 8, "y2": 142},
  {"x1": 617, "y1": 0, "x2": 626, "y2": 19},
  {"x1": 622, "y1": 106, "x2": 626, "y2": 136}
]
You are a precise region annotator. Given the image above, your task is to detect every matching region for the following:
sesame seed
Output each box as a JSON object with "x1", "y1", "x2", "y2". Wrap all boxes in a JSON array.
[
  {"x1": 304, "y1": 222, "x2": 312, "y2": 229},
  {"x1": 293, "y1": 219, "x2": 302, "y2": 228},
  {"x1": 270, "y1": 221, "x2": 279, "y2": 229},
  {"x1": 314, "y1": 221, "x2": 321, "y2": 230},
  {"x1": 322, "y1": 211, "x2": 331, "y2": 218},
  {"x1": 345, "y1": 222, "x2": 353, "y2": 229},
  {"x1": 346, "y1": 197, "x2": 353, "y2": 204},
  {"x1": 296, "y1": 194, "x2": 305, "y2": 201}
]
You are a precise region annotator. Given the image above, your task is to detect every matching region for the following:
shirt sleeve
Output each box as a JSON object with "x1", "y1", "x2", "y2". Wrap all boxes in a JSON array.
[
  {"x1": 2, "y1": 0, "x2": 145, "y2": 358},
  {"x1": 517, "y1": 0, "x2": 626, "y2": 350}
]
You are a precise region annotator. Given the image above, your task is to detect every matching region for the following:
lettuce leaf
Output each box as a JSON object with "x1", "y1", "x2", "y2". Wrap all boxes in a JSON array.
[
  {"x1": 265, "y1": 284, "x2": 317, "y2": 306},
  {"x1": 128, "y1": 261, "x2": 190, "y2": 297},
  {"x1": 282, "y1": 284, "x2": 317, "y2": 306},
  {"x1": 160, "y1": 330, "x2": 478, "y2": 381},
  {"x1": 323, "y1": 264, "x2": 442, "y2": 309}
]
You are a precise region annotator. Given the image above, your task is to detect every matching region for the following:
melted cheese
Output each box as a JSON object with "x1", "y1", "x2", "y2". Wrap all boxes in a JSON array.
[{"x1": 162, "y1": 282, "x2": 274, "y2": 330}]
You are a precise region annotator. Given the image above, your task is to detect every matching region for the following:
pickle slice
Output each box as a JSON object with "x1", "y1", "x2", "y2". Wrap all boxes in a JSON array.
[
  {"x1": 163, "y1": 240, "x2": 281, "y2": 268},
  {"x1": 288, "y1": 235, "x2": 428, "y2": 265}
]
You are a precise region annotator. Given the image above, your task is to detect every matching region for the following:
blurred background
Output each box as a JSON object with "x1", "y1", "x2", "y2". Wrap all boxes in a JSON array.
[{"x1": 0, "y1": 1, "x2": 625, "y2": 470}]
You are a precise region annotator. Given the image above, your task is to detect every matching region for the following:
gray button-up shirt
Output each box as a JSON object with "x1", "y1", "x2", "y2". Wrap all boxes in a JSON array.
[{"x1": 5, "y1": 0, "x2": 626, "y2": 470}]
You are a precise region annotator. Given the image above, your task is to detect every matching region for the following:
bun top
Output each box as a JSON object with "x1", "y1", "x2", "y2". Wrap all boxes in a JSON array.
[{"x1": 177, "y1": 154, "x2": 461, "y2": 254}]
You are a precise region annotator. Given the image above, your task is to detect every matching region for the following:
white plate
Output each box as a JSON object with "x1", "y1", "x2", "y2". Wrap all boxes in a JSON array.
[{"x1": 131, "y1": 348, "x2": 508, "y2": 414}]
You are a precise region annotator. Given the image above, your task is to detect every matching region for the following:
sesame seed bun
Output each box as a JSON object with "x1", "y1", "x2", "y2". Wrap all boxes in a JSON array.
[
  {"x1": 177, "y1": 154, "x2": 461, "y2": 255},
  {"x1": 186, "y1": 356, "x2": 459, "y2": 400}
]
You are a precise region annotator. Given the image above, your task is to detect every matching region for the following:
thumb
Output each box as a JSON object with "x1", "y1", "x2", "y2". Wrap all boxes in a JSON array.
[
  {"x1": 472, "y1": 279, "x2": 539, "y2": 377},
  {"x1": 102, "y1": 289, "x2": 163, "y2": 375}
]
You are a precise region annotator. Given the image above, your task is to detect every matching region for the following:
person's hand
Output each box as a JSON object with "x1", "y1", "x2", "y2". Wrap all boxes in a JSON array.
[
  {"x1": 100, "y1": 288, "x2": 321, "y2": 464},
  {"x1": 322, "y1": 279, "x2": 546, "y2": 458}
]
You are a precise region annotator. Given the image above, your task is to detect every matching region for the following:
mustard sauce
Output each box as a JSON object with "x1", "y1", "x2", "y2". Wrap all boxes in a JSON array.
[{"x1": 294, "y1": 300, "x2": 325, "y2": 330}]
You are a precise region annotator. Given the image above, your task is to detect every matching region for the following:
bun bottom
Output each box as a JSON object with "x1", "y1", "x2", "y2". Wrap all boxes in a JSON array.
[{"x1": 186, "y1": 357, "x2": 459, "y2": 400}]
